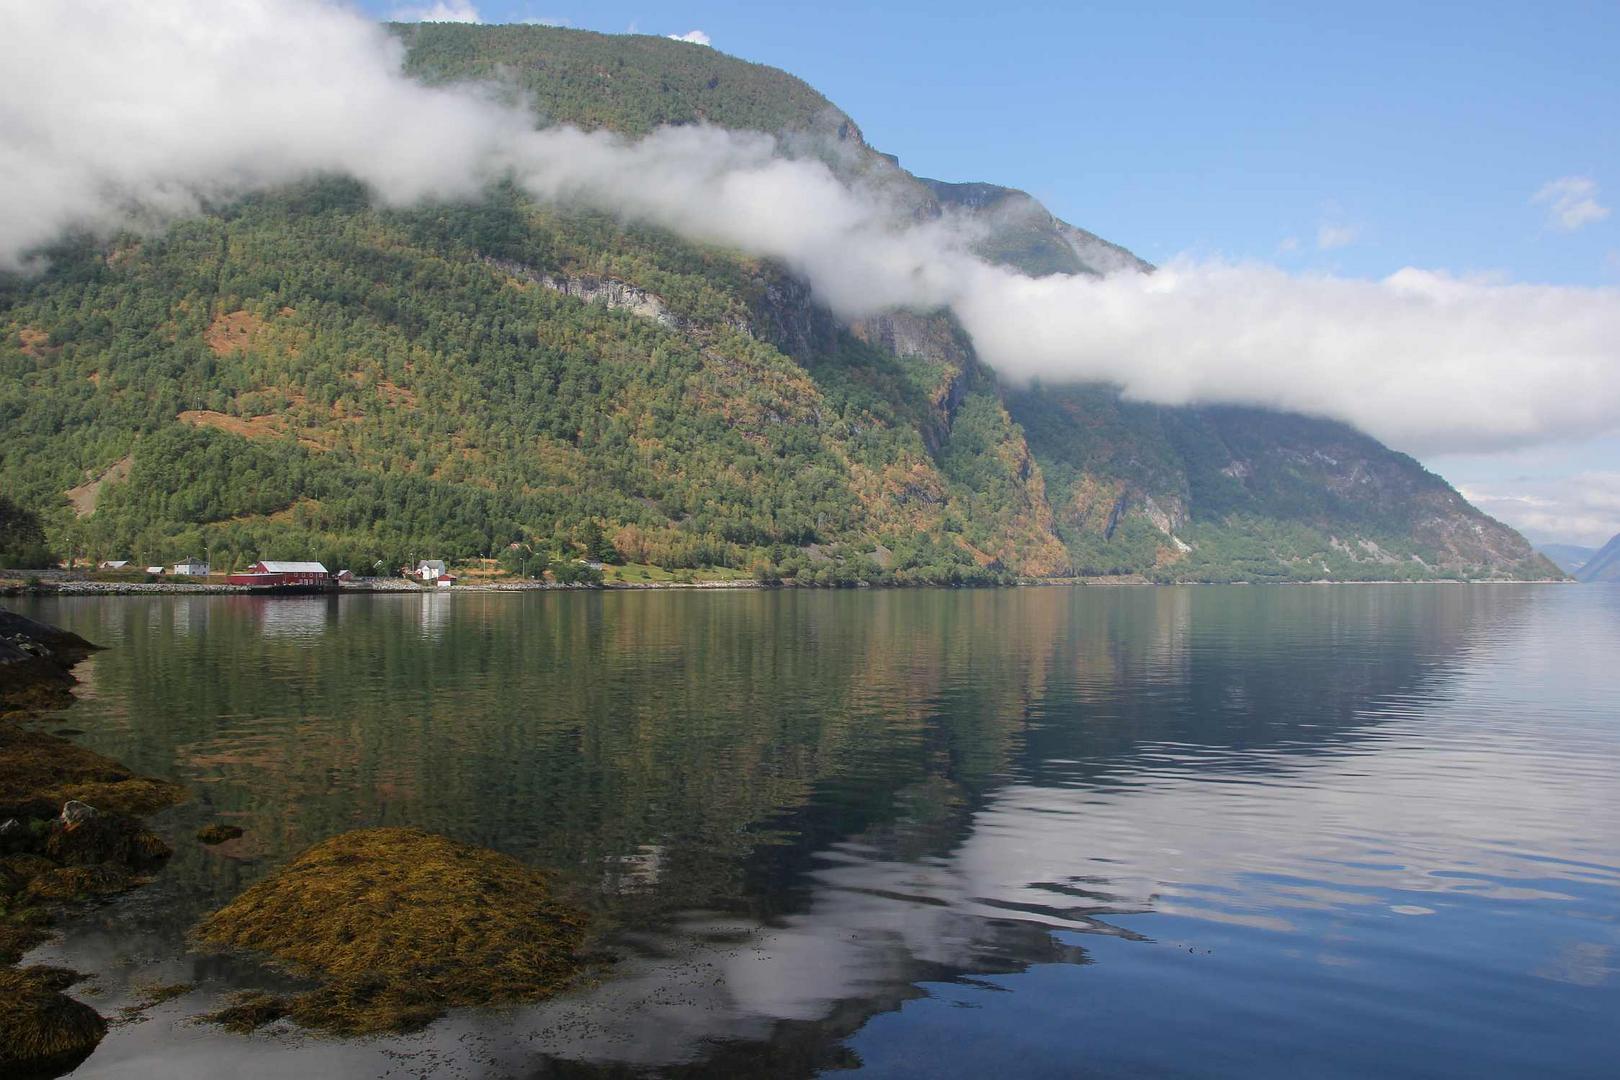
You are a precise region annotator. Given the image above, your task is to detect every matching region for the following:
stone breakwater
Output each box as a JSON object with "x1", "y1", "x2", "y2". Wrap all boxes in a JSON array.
[{"x1": 4, "y1": 577, "x2": 767, "y2": 596}]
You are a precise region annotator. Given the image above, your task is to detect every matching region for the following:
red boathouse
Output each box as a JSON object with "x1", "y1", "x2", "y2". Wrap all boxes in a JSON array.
[{"x1": 226, "y1": 560, "x2": 334, "y2": 587}]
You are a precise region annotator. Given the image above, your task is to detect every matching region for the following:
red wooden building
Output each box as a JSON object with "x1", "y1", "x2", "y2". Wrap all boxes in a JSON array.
[{"x1": 226, "y1": 560, "x2": 334, "y2": 588}]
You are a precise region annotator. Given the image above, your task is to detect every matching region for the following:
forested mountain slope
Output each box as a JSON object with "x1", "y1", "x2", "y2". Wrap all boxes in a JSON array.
[{"x1": 0, "y1": 23, "x2": 1556, "y2": 582}]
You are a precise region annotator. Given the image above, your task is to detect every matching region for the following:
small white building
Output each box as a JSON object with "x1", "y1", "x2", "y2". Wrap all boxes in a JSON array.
[
  {"x1": 416, "y1": 559, "x2": 447, "y2": 582},
  {"x1": 99, "y1": 559, "x2": 131, "y2": 570},
  {"x1": 144, "y1": 566, "x2": 165, "y2": 576},
  {"x1": 435, "y1": 573, "x2": 457, "y2": 588},
  {"x1": 171, "y1": 558, "x2": 209, "y2": 577}
]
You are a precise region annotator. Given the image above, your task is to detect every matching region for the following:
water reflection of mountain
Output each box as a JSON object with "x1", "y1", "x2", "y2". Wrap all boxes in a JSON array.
[{"x1": 13, "y1": 586, "x2": 1565, "y2": 1077}]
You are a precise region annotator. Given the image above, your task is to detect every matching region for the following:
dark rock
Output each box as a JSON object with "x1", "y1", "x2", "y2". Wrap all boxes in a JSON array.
[
  {"x1": 0, "y1": 816, "x2": 27, "y2": 855},
  {"x1": 44, "y1": 813, "x2": 169, "y2": 868}
]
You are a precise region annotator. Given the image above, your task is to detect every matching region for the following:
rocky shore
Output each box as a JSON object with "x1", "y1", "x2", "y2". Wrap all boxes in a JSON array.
[
  {"x1": 1, "y1": 607, "x2": 188, "y2": 1078},
  {"x1": 0, "y1": 605, "x2": 593, "y2": 1075}
]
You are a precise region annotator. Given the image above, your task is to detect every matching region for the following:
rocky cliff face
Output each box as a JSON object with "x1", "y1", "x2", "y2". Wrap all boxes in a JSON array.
[
  {"x1": 921, "y1": 179, "x2": 1153, "y2": 278},
  {"x1": 1008, "y1": 387, "x2": 1557, "y2": 580}
]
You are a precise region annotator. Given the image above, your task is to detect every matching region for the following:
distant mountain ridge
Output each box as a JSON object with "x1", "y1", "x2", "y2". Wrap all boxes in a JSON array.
[
  {"x1": 1538, "y1": 543, "x2": 1598, "y2": 574},
  {"x1": 1575, "y1": 533, "x2": 1620, "y2": 582},
  {"x1": 0, "y1": 22, "x2": 1559, "y2": 583}
]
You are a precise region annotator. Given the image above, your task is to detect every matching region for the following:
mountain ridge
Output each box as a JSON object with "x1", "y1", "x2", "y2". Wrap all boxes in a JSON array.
[
  {"x1": 1574, "y1": 533, "x2": 1620, "y2": 582},
  {"x1": 0, "y1": 23, "x2": 1559, "y2": 583},
  {"x1": 1538, "y1": 543, "x2": 1597, "y2": 575}
]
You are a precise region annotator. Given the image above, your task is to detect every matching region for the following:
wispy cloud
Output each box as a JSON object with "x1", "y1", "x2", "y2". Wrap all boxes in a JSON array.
[
  {"x1": 1533, "y1": 176, "x2": 1610, "y2": 232},
  {"x1": 389, "y1": 1, "x2": 481, "y2": 22},
  {"x1": 667, "y1": 30, "x2": 712, "y2": 46},
  {"x1": 1316, "y1": 223, "x2": 1358, "y2": 250},
  {"x1": 7, "y1": 0, "x2": 1620, "y2": 461}
]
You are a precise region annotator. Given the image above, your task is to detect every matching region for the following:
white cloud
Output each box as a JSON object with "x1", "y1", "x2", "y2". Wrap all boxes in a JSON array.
[
  {"x1": 666, "y1": 30, "x2": 711, "y2": 46},
  {"x1": 6, "y1": 0, "x2": 1620, "y2": 462},
  {"x1": 1455, "y1": 472, "x2": 1620, "y2": 547},
  {"x1": 1275, "y1": 235, "x2": 1300, "y2": 254},
  {"x1": 1533, "y1": 176, "x2": 1610, "y2": 232},
  {"x1": 1316, "y1": 223, "x2": 1358, "y2": 250},
  {"x1": 389, "y1": 0, "x2": 481, "y2": 22}
]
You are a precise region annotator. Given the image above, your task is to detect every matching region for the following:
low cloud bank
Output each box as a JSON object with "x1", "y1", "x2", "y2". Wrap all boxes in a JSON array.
[
  {"x1": 1458, "y1": 469, "x2": 1620, "y2": 547},
  {"x1": 4, "y1": 0, "x2": 1619, "y2": 457}
]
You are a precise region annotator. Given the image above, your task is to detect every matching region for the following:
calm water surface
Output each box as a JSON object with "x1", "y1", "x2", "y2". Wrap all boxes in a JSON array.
[{"x1": 14, "y1": 585, "x2": 1620, "y2": 1078}]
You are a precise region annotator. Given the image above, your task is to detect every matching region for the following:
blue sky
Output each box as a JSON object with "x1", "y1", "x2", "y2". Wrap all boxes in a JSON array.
[
  {"x1": 374, "y1": 1, "x2": 1619, "y2": 285},
  {"x1": 366, "y1": 1, "x2": 1620, "y2": 544}
]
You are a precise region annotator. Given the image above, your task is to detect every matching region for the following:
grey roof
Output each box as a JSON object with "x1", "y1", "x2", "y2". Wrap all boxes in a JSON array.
[{"x1": 257, "y1": 561, "x2": 329, "y2": 574}]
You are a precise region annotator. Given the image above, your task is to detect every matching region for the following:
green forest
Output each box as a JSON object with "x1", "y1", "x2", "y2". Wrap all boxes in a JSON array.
[{"x1": 0, "y1": 23, "x2": 1555, "y2": 584}]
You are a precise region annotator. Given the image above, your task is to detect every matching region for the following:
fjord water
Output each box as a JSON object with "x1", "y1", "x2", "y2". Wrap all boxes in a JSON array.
[{"x1": 16, "y1": 585, "x2": 1620, "y2": 1079}]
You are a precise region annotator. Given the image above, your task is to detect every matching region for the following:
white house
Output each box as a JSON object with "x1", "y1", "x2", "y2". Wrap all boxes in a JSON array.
[
  {"x1": 416, "y1": 559, "x2": 447, "y2": 582},
  {"x1": 435, "y1": 573, "x2": 457, "y2": 588},
  {"x1": 171, "y1": 558, "x2": 209, "y2": 576}
]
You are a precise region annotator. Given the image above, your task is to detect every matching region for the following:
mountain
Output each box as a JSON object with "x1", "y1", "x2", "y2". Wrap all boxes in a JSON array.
[
  {"x1": 0, "y1": 23, "x2": 1558, "y2": 584},
  {"x1": 1574, "y1": 533, "x2": 1620, "y2": 582},
  {"x1": 1539, "y1": 543, "x2": 1598, "y2": 574}
]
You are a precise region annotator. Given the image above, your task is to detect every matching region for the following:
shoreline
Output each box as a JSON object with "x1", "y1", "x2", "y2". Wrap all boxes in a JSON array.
[
  {"x1": 0, "y1": 608, "x2": 596, "y2": 1067},
  {"x1": 1, "y1": 575, "x2": 1573, "y2": 597},
  {"x1": 1, "y1": 609, "x2": 191, "y2": 1076}
]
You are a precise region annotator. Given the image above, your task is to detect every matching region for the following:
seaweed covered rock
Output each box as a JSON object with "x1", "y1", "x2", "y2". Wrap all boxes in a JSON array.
[
  {"x1": 196, "y1": 823, "x2": 244, "y2": 845},
  {"x1": 202, "y1": 989, "x2": 291, "y2": 1033},
  {"x1": 44, "y1": 809, "x2": 170, "y2": 867},
  {"x1": 0, "y1": 612, "x2": 167, "y2": 1077},
  {"x1": 0, "y1": 608, "x2": 97, "y2": 724},
  {"x1": 0, "y1": 723, "x2": 188, "y2": 820},
  {"x1": 0, "y1": 965, "x2": 107, "y2": 1078},
  {"x1": 1, "y1": 853, "x2": 56, "y2": 893},
  {"x1": 0, "y1": 918, "x2": 51, "y2": 966},
  {"x1": 23, "y1": 863, "x2": 140, "y2": 903},
  {"x1": 195, "y1": 827, "x2": 589, "y2": 1035}
]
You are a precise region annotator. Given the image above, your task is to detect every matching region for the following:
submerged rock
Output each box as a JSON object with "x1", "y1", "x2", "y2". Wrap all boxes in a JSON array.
[
  {"x1": 196, "y1": 823, "x2": 244, "y2": 845},
  {"x1": 195, "y1": 827, "x2": 589, "y2": 1035},
  {"x1": 0, "y1": 723, "x2": 188, "y2": 820},
  {"x1": 23, "y1": 863, "x2": 140, "y2": 903},
  {"x1": 202, "y1": 989, "x2": 290, "y2": 1033}
]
